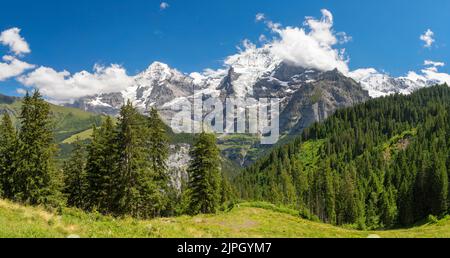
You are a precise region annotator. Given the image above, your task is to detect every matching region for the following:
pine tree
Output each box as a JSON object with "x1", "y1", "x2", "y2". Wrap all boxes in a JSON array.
[
  {"x1": 380, "y1": 185, "x2": 398, "y2": 228},
  {"x1": 0, "y1": 113, "x2": 18, "y2": 199},
  {"x1": 340, "y1": 168, "x2": 358, "y2": 224},
  {"x1": 220, "y1": 174, "x2": 235, "y2": 209},
  {"x1": 187, "y1": 132, "x2": 221, "y2": 215},
  {"x1": 16, "y1": 91, "x2": 62, "y2": 205},
  {"x1": 147, "y1": 107, "x2": 170, "y2": 216},
  {"x1": 115, "y1": 101, "x2": 157, "y2": 218},
  {"x1": 323, "y1": 161, "x2": 337, "y2": 224},
  {"x1": 86, "y1": 116, "x2": 118, "y2": 213},
  {"x1": 63, "y1": 139, "x2": 88, "y2": 209},
  {"x1": 429, "y1": 153, "x2": 448, "y2": 216}
]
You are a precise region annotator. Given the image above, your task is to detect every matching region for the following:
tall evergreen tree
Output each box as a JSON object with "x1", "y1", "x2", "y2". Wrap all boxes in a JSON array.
[
  {"x1": 63, "y1": 139, "x2": 88, "y2": 209},
  {"x1": 115, "y1": 101, "x2": 158, "y2": 218},
  {"x1": 147, "y1": 107, "x2": 170, "y2": 216},
  {"x1": 86, "y1": 116, "x2": 118, "y2": 213},
  {"x1": 16, "y1": 91, "x2": 61, "y2": 205},
  {"x1": 0, "y1": 113, "x2": 18, "y2": 199},
  {"x1": 429, "y1": 153, "x2": 448, "y2": 215},
  {"x1": 187, "y1": 132, "x2": 221, "y2": 215}
]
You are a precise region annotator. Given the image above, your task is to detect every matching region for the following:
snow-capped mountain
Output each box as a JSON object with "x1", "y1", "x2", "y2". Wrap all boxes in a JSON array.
[
  {"x1": 65, "y1": 47, "x2": 373, "y2": 166},
  {"x1": 69, "y1": 45, "x2": 449, "y2": 139},
  {"x1": 68, "y1": 46, "x2": 370, "y2": 137},
  {"x1": 349, "y1": 68, "x2": 441, "y2": 98},
  {"x1": 68, "y1": 61, "x2": 197, "y2": 118}
]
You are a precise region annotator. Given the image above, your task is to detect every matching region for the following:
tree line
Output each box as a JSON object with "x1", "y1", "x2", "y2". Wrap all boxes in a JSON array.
[
  {"x1": 0, "y1": 91, "x2": 233, "y2": 218},
  {"x1": 235, "y1": 85, "x2": 450, "y2": 229}
]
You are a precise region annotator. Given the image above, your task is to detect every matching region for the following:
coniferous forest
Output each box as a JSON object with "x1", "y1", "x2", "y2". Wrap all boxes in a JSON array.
[
  {"x1": 0, "y1": 91, "x2": 233, "y2": 219},
  {"x1": 0, "y1": 85, "x2": 449, "y2": 231},
  {"x1": 235, "y1": 84, "x2": 450, "y2": 229}
]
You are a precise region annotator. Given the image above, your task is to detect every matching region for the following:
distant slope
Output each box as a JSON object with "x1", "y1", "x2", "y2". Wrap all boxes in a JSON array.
[
  {"x1": 1, "y1": 199, "x2": 449, "y2": 238},
  {"x1": 0, "y1": 95, "x2": 106, "y2": 143}
]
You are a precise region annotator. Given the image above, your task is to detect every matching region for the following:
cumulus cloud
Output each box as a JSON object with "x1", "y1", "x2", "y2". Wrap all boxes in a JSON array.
[
  {"x1": 268, "y1": 9, "x2": 350, "y2": 73},
  {"x1": 160, "y1": 2, "x2": 169, "y2": 10},
  {"x1": 0, "y1": 55, "x2": 35, "y2": 81},
  {"x1": 0, "y1": 28, "x2": 31, "y2": 56},
  {"x1": 420, "y1": 29, "x2": 435, "y2": 48},
  {"x1": 0, "y1": 28, "x2": 34, "y2": 81},
  {"x1": 18, "y1": 64, "x2": 134, "y2": 103},
  {"x1": 255, "y1": 13, "x2": 265, "y2": 22},
  {"x1": 424, "y1": 60, "x2": 445, "y2": 67},
  {"x1": 348, "y1": 68, "x2": 379, "y2": 82}
]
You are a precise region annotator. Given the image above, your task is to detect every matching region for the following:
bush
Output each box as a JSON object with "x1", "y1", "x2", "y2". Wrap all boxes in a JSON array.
[{"x1": 427, "y1": 215, "x2": 439, "y2": 224}]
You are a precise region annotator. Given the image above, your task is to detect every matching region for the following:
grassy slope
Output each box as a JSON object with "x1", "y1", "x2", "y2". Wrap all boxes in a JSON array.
[
  {"x1": 1, "y1": 199, "x2": 449, "y2": 238},
  {"x1": 62, "y1": 128, "x2": 94, "y2": 144},
  {"x1": 0, "y1": 99, "x2": 105, "y2": 143}
]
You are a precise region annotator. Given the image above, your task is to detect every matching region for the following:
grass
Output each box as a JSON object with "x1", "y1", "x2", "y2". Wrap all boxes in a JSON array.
[
  {"x1": 0, "y1": 99, "x2": 105, "y2": 144},
  {"x1": 1, "y1": 199, "x2": 450, "y2": 238},
  {"x1": 62, "y1": 128, "x2": 94, "y2": 144}
]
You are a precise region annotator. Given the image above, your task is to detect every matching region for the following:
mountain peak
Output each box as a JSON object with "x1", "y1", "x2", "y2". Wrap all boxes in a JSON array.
[
  {"x1": 138, "y1": 61, "x2": 177, "y2": 82},
  {"x1": 147, "y1": 61, "x2": 170, "y2": 70}
]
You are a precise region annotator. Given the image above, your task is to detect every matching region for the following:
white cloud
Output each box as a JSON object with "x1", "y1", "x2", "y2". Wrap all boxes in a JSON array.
[
  {"x1": 160, "y1": 2, "x2": 169, "y2": 10},
  {"x1": 18, "y1": 64, "x2": 134, "y2": 103},
  {"x1": 0, "y1": 55, "x2": 35, "y2": 81},
  {"x1": 255, "y1": 13, "x2": 265, "y2": 22},
  {"x1": 0, "y1": 28, "x2": 34, "y2": 81},
  {"x1": 424, "y1": 60, "x2": 444, "y2": 67},
  {"x1": 268, "y1": 9, "x2": 350, "y2": 73},
  {"x1": 348, "y1": 68, "x2": 379, "y2": 81},
  {"x1": 420, "y1": 29, "x2": 435, "y2": 48},
  {"x1": 258, "y1": 34, "x2": 267, "y2": 43},
  {"x1": 16, "y1": 88, "x2": 27, "y2": 95},
  {"x1": 0, "y1": 28, "x2": 31, "y2": 56}
]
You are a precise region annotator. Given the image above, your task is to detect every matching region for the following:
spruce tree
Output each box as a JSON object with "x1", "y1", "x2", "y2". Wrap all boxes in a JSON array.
[
  {"x1": 147, "y1": 107, "x2": 170, "y2": 216},
  {"x1": 115, "y1": 101, "x2": 157, "y2": 218},
  {"x1": 187, "y1": 132, "x2": 221, "y2": 215},
  {"x1": 0, "y1": 113, "x2": 18, "y2": 199},
  {"x1": 323, "y1": 161, "x2": 337, "y2": 225},
  {"x1": 220, "y1": 174, "x2": 235, "y2": 209},
  {"x1": 86, "y1": 116, "x2": 118, "y2": 213},
  {"x1": 63, "y1": 139, "x2": 88, "y2": 209},
  {"x1": 429, "y1": 153, "x2": 448, "y2": 216},
  {"x1": 16, "y1": 91, "x2": 61, "y2": 205}
]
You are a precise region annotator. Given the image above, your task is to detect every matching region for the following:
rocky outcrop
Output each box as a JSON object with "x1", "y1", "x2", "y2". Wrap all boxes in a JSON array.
[{"x1": 167, "y1": 144, "x2": 190, "y2": 191}]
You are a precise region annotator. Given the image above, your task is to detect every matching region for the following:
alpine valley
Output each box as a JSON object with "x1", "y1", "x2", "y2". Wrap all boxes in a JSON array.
[
  {"x1": 65, "y1": 45, "x2": 447, "y2": 167},
  {"x1": 1, "y1": 2, "x2": 450, "y2": 239}
]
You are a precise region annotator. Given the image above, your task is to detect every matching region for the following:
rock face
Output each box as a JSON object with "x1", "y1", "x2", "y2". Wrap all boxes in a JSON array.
[
  {"x1": 66, "y1": 48, "x2": 371, "y2": 167},
  {"x1": 251, "y1": 66, "x2": 369, "y2": 135},
  {"x1": 68, "y1": 62, "x2": 369, "y2": 137},
  {"x1": 167, "y1": 144, "x2": 190, "y2": 191},
  {"x1": 0, "y1": 94, "x2": 20, "y2": 116}
]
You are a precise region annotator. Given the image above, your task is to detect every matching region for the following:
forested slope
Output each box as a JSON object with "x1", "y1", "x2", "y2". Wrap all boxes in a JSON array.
[{"x1": 235, "y1": 85, "x2": 450, "y2": 229}]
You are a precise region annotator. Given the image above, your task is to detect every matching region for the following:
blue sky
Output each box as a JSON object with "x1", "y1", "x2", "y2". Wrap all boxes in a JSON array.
[{"x1": 0, "y1": 0, "x2": 449, "y2": 97}]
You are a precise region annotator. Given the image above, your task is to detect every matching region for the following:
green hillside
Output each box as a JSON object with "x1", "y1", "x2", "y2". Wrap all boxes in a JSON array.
[
  {"x1": 236, "y1": 85, "x2": 450, "y2": 229},
  {"x1": 0, "y1": 94, "x2": 105, "y2": 145},
  {"x1": 1, "y1": 199, "x2": 449, "y2": 238}
]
